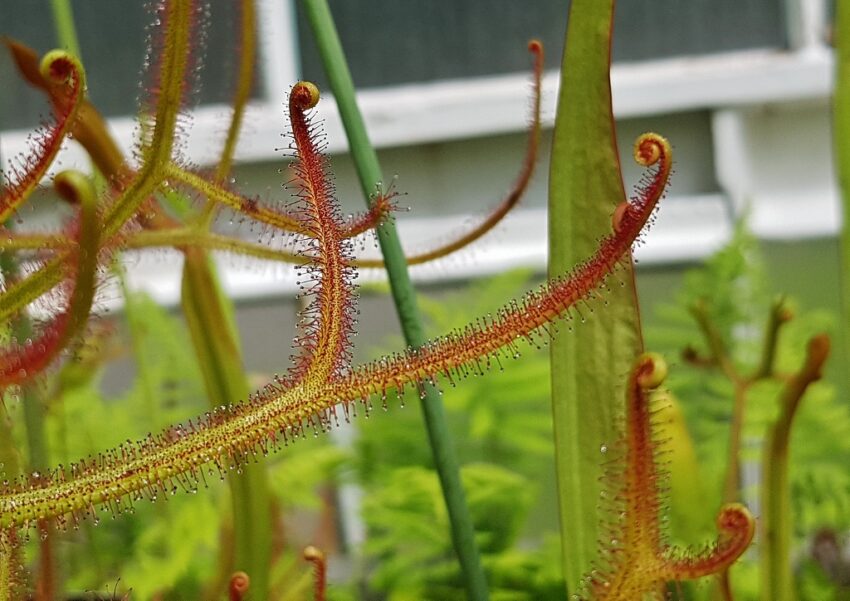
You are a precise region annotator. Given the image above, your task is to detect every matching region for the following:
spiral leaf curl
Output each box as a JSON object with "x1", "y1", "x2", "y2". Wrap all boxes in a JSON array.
[
  {"x1": 581, "y1": 354, "x2": 755, "y2": 600},
  {"x1": 0, "y1": 50, "x2": 85, "y2": 223}
]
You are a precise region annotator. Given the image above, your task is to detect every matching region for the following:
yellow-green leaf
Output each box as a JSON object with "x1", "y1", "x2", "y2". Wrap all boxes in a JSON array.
[{"x1": 548, "y1": 0, "x2": 643, "y2": 591}]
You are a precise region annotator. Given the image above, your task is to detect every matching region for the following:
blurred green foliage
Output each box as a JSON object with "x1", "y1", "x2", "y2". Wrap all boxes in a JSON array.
[
  {"x1": 646, "y1": 224, "x2": 850, "y2": 600},
  {"x1": 352, "y1": 225, "x2": 850, "y2": 600},
  {"x1": 354, "y1": 270, "x2": 565, "y2": 600}
]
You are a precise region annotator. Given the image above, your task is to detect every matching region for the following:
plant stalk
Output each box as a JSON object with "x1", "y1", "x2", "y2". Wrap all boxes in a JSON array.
[
  {"x1": 835, "y1": 1, "x2": 850, "y2": 392},
  {"x1": 760, "y1": 335, "x2": 829, "y2": 601},
  {"x1": 299, "y1": 1, "x2": 489, "y2": 598},
  {"x1": 49, "y1": 0, "x2": 82, "y2": 57}
]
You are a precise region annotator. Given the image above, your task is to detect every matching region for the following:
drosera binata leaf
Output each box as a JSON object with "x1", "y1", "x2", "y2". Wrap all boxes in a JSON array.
[
  {"x1": 303, "y1": 546, "x2": 327, "y2": 601},
  {"x1": 0, "y1": 171, "x2": 99, "y2": 387},
  {"x1": 0, "y1": 6, "x2": 678, "y2": 594},
  {"x1": 0, "y1": 48, "x2": 86, "y2": 223},
  {"x1": 353, "y1": 40, "x2": 545, "y2": 269},
  {"x1": 167, "y1": 163, "x2": 398, "y2": 240},
  {"x1": 580, "y1": 353, "x2": 755, "y2": 600},
  {"x1": 162, "y1": 35, "x2": 544, "y2": 256},
  {"x1": 0, "y1": 88, "x2": 670, "y2": 538},
  {"x1": 0, "y1": 0, "x2": 201, "y2": 325},
  {"x1": 101, "y1": 0, "x2": 196, "y2": 239},
  {"x1": 0, "y1": 530, "x2": 22, "y2": 601},
  {"x1": 298, "y1": 6, "x2": 546, "y2": 596},
  {"x1": 5, "y1": 37, "x2": 133, "y2": 188},
  {"x1": 284, "y1": 81, "x2": 358, "y2": 387},
  {"x1": 1, "y1": 32, "x2": 538, "y2": 281},
  {"x1": 228, "y1": 571, "x2": 250, "y2": 601}
]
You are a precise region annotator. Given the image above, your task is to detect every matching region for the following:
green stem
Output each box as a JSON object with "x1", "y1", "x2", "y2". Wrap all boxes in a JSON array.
[
  {"x1": 299, "y1": 2, "x2": 489, "y2": 598},
  {"x1": 689, "y1": 301, "x2": 740, "y2": 384},
  {"x1": 0, "y1": 403, "x2": 19, "y2": 484},
  {"x1": 752, "y1": 298, "x2": 789, "y2": 381},
  {"x1": 722, "y1": 385, "x2": 747, "y2": 504},
  {"x1": 49, "y1": 0, "x2": 82, "y2": 57},
  {"x1": 836, "y1": 2, "x2": 850, "y2": 392},
  {"x1": 760, "y1": 335, "x2": 829, "y2": 601},
  {"x1": 20, "y1": 384, "x2": 49, "y2": 473}
]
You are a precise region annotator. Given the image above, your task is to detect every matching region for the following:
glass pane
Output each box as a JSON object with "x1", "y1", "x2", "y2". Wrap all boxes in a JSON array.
[
  {"x1": 0, "y1": 1, "x2": 255, "y2": 131},
  {"x1": 827, "y1": 0, "x2": 835, "y2": 35},
  {"x1": 614, "y1": 0, "x2": 786, "y2": 63},
  {"x1": 296, "y1": 0, "x2": 787, "y2": 89}
]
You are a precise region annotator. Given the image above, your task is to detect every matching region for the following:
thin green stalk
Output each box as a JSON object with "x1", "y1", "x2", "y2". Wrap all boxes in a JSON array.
[
  {"x1": 0, "y1": 403, "x2": 19, "y2": 484},
  {"x1": 548, "y1": 0, "x2": 643, "y2": 592},
  {"x1": 753, "y1": 298, "x2": 790, "y2": 381},
  {"x1": 835, "y1": 2, "x2": 850, "y2": 391},
  {"x1": 299, "y1": 1, "x2": 489, "y2": 598},
  {"x1": 760, "y1": 335, "x2": 829, "y2": 601},
  {"x1": 0, "y1": 275, "x2": 22, "y2": 484},
  {"x1": 49, "y1": 0, "x2": 82, "y2": 58},
  {"x1": 20, "y1": 382, "x2": 48, "y2": 473}
]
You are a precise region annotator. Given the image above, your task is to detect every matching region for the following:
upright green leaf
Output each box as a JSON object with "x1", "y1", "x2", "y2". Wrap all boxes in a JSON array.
[{"x1": 548, "y1": 0, "x2": 643, "y2": 591}]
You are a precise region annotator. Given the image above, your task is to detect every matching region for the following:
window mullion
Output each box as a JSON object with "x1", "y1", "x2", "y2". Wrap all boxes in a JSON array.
[
  {"x1": 785, "y1": 0, "x2": 830, "y2": 52},
  {"x1": 257, "y1": 0, "x2": 301, "y2": 104}
]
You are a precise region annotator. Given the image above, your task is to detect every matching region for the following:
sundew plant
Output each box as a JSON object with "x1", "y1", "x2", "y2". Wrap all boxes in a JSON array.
[{"x1": 0, "y1": 0, "x2": 846, "y2": 599}]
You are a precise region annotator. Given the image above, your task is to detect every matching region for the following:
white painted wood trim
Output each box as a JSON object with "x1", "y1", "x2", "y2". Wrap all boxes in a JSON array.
[
  {"x1": 1, "y1": 48, "x2": 834, "y2": 172},
  {"x1": 256, "y1": 0, "x2": 300, "y2": 102}
]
